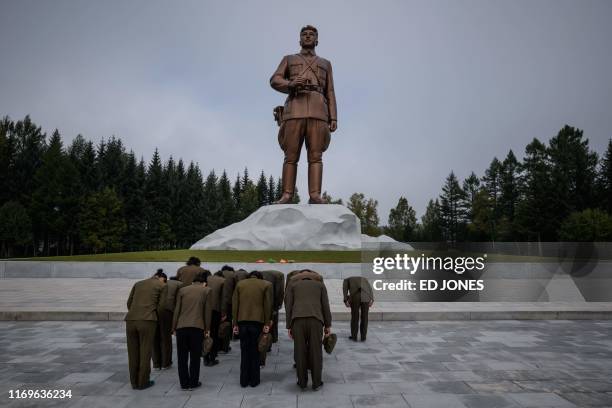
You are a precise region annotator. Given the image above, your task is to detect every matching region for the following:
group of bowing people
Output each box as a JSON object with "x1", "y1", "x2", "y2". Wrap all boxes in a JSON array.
[{"x1": 124, "y1": 256, "x2": 374, "y2": 391}]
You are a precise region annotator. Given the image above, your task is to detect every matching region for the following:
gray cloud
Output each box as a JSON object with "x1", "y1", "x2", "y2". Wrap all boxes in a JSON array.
[{"x1": 1, "y1": 0, "x2": 611, "y2": 220}]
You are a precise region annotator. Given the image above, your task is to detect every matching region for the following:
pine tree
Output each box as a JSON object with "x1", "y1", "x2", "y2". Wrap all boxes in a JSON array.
[
  {"x1": 256, "y1": 171, "x2": 269, "y2": 207},
  {"x1": 232, "y1": 173, "x2": 242, "y2": 217},
  {"x1": 461, "y1": 172, "x2": 480, "y2": 223},
  {"x1": 267, "y1": 175, "x2": 276, "y2": 204},
  {"x1": 0, "y1": 117, "x2": 16, "y2": 205},
  {"x1": 482, "y1": 158, "x2": 502, "y2": 239},
  {"x1": 322, "y1": 191, "x2": 343, "y2": 204},
  {"x1": 98, "y1": 136, "x2": 126, "y2": 191},
  {"x1": 498, "y1": 150, "x2": 520, "y2": 239},
  {"x1": 121, "y1": 153, "x2": 148, "y2": 251},
  {"x1": 172, "y1": 159, "x2": 189, "y2": 247},
  {"x1": 145, "y1": 149, "x2": 172, "y2": 249},
  {"x1": 202, "y1": 170, "x2": 221, "y2": 234},
  {"x1": 79, "y1": 187, "x2": 127, "y2": 253},
  {"x1": 547, "y1": 125, "x2": 598, "y2": 237},
  {"x1": 68, "y1": 135, "x2": 98, "y2": 194},
  {"x1": 387, "y1": 196, "x2": 417, "y2": 242},
  {"x1": 292, "y1": 187, "x2": 301, "y2": 204},
  {"x1": 421, "y1": 199, "x2": 443, "y2": 241},
  {"x1": 218, "y1": 170, "x2": 237, "y2": 228},
  {"x1": 12, "y1": 116, "x2": 46, "y2": 207},
  {"x1": 0, "y1": 201, "x2": 32, "y2": 257},
  {"x1": 31, "y1": 130, "x2": 79, "y2": 255},
  {"x1": 183, "y1": 162, "x2": 206, "y2": 244},
  {"x1": 597, "y1": 139, "x2": 612, "y2": 213},
  {"x1": 239, "y1": 171, "x2": 259, "y2": 219},
  {"x1": 439, "y1": 171, "x2": 467, "y2": 242},
  {"x1": 515, "y1": 138, "x2": 553, "y2": 240}
]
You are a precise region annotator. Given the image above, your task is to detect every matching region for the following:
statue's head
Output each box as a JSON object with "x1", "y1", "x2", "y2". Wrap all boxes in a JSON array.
[{"x1": 300, "y1": 25, "x2": 318, "y2": 48}]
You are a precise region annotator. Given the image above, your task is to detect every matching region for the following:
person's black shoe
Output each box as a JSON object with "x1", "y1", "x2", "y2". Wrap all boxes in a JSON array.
[
  {"x1": 192, "y1": 382, "x2": 202, "y2": 390},
  {"x1": 138, "y1": 380, "x2": 155, "y2": 390},
  {"x1": 209, "y1": 359, "x2": 219, "y2": 366},
  {"x1": 293, "y1": 363, "x2": 296, "y2": 368},
  {"x1": 297, "y1": 382, "x2": 307, "y2": 390},
  {"x1": 203, "y1": 360, "x2": 211, "y2": 367},
  {"x1": 348, "y1": 336, "x2": 356, "y2": 341},
  {"x1": 161, "y1": 364, "x2": 172, "y2": 370},
  {"x1": 312, "y1": 381, "x2": 324, "y2": 391},
  {"x1": 361, "y1": 336, "x2": 366, "y2": 341},
  {"x1": 249, "y1": 381, "x2": 260, "y2": 387},
  {"x1": 180, "y1": 385, "x2": 190, "y2": 391}
]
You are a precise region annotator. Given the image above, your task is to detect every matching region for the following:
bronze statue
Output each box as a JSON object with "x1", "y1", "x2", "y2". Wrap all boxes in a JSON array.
[{"x1": 270, "y1": 25, "x2": 337, "y2": 204}]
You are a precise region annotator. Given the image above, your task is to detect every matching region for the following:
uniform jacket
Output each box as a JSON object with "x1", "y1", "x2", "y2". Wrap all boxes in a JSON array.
[
  {"x1": 159, "y1": 279, "x2": 183, "y2": 312},
  {"x1": 261, "y1": 270, "x2": 285, "y2": 311},
  {"x1": 176, "y1": 264, "x2": 207, "y2": 285},
  {"x1": 234, "y1": 269, "x2": 248, "y2": 282},
  {"x1": 172, "y1": 283, "x2": 213, "y2": 332},
  {"x1": 285, "y1": 276, "x2": 332, "y2": 329},
  {"x1": 206, "y1": 275, "x2": 225, "y2": 312},
  {"x1": 125, "y1": 277, "x2": 163, "y2": 321},
  {"x1": 343, "y1": 276, "x2": 374, "y2": 304},
  {"x1": 270, "y1": 49, "x2": 337, "y2": 123},
  {"x1": 220, "y1": 270, "x2": 236, "y2": 315},
  {"x1": 232, "y1": 277, "x2": 273, "y2": 325}
]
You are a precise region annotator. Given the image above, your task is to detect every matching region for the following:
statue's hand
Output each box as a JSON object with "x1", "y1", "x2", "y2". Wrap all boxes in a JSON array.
[
  {"x1": 329, "y1": 120, "x2": 337, "y2": 132},
  {"x1": 289, "y1": 75, "x2": 307, "y2": 89}
]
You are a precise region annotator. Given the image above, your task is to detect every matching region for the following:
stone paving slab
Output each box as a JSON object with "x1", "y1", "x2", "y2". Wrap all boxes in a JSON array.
[
  {"x1": 1, "y1": 279, "x2": 612, "y2": 321},
  {"x1": 1, "y1": 320, "x2": 612, "y2": 407}
]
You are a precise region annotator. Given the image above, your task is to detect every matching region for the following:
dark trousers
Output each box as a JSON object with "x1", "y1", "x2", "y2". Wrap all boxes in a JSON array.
[
  {"x1": 153, "y1": 309, "x2": 173, "y2": 368},
  {"x1": 271, "y1": 310, "x2": 279, "y2": 343},
  {"x1": 176, "y1": 327, "x2": 204, "y2": 388},
  {"x1": 221, "y1": 307, "x2": 232, "y2": 351},
  {"x1": 239, "y1": 321, "x2": 263, "y2": 387},
  {"x1": 292, "y1": 317, "x2": 323, "y2": 388},
  {"x1": 205, "y1": 310, "x2": 221, "y2": 362},
  {"x1": 351, "y1": 301, "x2": 370, "y2": 340},
  {"x1": 126, "y1": 320, "x2": 156, "y2": 388}
]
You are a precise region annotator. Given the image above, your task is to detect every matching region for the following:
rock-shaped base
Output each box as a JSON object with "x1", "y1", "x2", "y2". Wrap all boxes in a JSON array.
[{"x1": 190, "y1": 204, "x2": 362, "y2": 251}]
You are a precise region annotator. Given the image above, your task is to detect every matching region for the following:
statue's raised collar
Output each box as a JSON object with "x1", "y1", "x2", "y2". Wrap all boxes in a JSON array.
[{"x1": 299, "y1": 48, "x2": 316, "y2": 57}]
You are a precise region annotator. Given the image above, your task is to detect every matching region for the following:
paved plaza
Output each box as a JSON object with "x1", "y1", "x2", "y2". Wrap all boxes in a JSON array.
[{"x1": 1, "y1": 320, "x2": 612, "y2": 407}]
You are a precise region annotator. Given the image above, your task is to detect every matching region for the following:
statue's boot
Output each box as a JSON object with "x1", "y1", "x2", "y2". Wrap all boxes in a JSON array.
[
  {"x1": 308, "y1": 162, "x2": 326, "y2": 204},
  {"x1": 274, "y1": 163, "x2": 296, "y2": 204}
]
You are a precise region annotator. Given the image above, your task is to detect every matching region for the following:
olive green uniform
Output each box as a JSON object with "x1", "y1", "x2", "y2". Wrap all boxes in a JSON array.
[
  {"x1": 343, "y1": 276, "x2": 374, "y2": 341},
  {"x1": 284, "y1": 275, "x2": 332, "y2": 389},
  {"x1": 125, "y1": 277, "x2": 163, "y2": 389}
]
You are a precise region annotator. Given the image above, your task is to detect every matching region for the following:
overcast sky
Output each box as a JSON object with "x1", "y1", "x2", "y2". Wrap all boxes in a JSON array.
[{"x1": 1, "y1": 0, "x2": 611, "y2": 220}]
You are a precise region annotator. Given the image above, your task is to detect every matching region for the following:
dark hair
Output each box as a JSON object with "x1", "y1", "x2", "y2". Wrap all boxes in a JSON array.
[
  {"x1": 300, "y1": 25, "x2": 318, "y2": 35},
  {"x1": 221, "y1": 265, "x2": 234, "y2": 272},
  {"x1": 169, "y1": 276, "x2": 179, "y2": 281},
  {"x1": 193, "y1": 271, "x2": 209, "y2": 283},
  {"x1": 187, "y1": 256, "x2": 201, "y2": 266},
  {"x1": 198, "y1": 269, "x2": 211, "y2": 283},
  {"x1": 154, "y1": 270, "x2": 167, "y2": 280},
  {"x1": 249, "y1": 271, "x2": 263, "y2": 279},
  {"x1": 214, "y1": 270, "x2": 224, "y2": 277}
]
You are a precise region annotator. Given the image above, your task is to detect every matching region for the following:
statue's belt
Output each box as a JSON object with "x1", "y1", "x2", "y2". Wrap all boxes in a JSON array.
[{"x1": 293, "y1": 84, "x2": 324, "y2": 94}]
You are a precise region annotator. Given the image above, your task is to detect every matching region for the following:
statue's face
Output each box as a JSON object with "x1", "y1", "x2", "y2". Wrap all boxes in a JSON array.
[{"x1": 300, "y1": 29, "x2": 317, "y2": 48}]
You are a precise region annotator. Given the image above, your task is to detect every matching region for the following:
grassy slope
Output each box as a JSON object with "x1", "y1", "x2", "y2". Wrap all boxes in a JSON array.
[
  {"x1": 13, "y1": 249, "x2": 362, "y2": 263},
  {"x1": 9, "y1": 249, "x2": 595, "y2": 263}
]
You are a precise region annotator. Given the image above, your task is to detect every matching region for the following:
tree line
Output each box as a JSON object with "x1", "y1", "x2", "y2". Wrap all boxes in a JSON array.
[
  {"x1": 1, "y1": 116, "x2": 611, "y2": 258},
  {"x1": 380, "y1": 125, "x2": 612, "y2": 242},
  {"x1": 0, "y1": 115, "x2": 300, "y2": 257}
]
